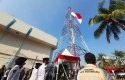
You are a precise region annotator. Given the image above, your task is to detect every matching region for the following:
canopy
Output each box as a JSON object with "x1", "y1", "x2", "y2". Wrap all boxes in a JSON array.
[
  {"x1": 54, "y1": 49, "x2": 80, "y2": 63},
  {"x1": 53, "y1": 49, "x2": 80, "y2": 80}
]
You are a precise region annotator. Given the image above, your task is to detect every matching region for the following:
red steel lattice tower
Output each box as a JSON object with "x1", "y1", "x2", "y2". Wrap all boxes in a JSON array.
[{"x1": 53, "y1": 7, "x2": 90, "y2": 60}]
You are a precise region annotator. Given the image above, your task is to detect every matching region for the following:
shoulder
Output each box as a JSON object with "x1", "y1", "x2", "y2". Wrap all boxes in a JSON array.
[
  {"x1": 12, "y1": 65, "x2": 19, "y2": 70},
  {"x1": 13, "y1": 65, "x2": 19, "y2": 68},
  {"x1": 10, "y1": 65, "x2": 19, "y2": 72},
  {"x1": 97, "y1": 68, "x2": 108, "y2": 73},
  {"x1": 38, "y1": 65, "x2": 45, "y2": 70},
  {"x1": 39, "y1": 65, "x2": 43, "y2": 68}
]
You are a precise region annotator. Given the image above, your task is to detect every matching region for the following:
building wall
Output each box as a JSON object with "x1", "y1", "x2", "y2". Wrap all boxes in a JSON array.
[
  {"x1": 0, "y1": 11, "x2": 57, "y2": 68},
  {"x1": 0, "y1": 53, "x2": 10, "y2": 67},
  {"x1": 0, "y1": 29, "x2": 53, "y2": 68}
]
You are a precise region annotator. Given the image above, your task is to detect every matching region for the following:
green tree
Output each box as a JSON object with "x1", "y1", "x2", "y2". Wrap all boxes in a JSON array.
[
  {"x1": 112, "y1": 50, "x2": 125, "y2": 68},
  {"x1": 107, "y1": 58, "x2": 116, "y2": 68},
  {"x1": 89, "y1": 0, "x2": 125, "y2": 43},
  {"x1": 97, "y1": 53, "x2": 106, "y2": 68}
]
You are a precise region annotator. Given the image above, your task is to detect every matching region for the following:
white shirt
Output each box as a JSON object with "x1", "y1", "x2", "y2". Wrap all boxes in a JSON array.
[
  {"x1": 7, "y1": 65, "x2": 20, "y2": 80},
  {"x1": 29, "y1": 68, "x2": 38, "y2": 80},
  {"x1": 36, "y1": 63, "x2": 46, "y2": 80},
  {"x1": 77, "y1": 64, "x2": 113, "y2": 80}
]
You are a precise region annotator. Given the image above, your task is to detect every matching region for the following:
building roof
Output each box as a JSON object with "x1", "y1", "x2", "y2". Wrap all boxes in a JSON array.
[{"x1": 0, "y1": 11, "x2": 57, "y2": 48}]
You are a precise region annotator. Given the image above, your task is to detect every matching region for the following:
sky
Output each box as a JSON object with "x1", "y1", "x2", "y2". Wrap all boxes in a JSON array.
[{"x1": 0, "y1": 0, "x2": 125, "y2": 65}]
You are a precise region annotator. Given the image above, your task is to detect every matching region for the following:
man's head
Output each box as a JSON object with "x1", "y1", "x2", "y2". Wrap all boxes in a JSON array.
[
  {"x1": 1, "y1": 65, "x2": 6, "y2": 70},
  {"x1": 84, "y1": 52, "x2": 96, "y2": 64},
  {"x1": 43, "y1": 58, "x2": 49, "y2": 64},
  {"x1": 35, "y1": 63, "x2": 42, "y2": 69},
  {"x1": 15, "y1": 57, "x2": 27, "y2": 68}
]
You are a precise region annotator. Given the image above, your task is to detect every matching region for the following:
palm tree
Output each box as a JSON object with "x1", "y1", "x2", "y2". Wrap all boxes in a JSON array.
[
  {"x1": 89, "y1": 0, "x2": 125, "y2": 43},
  {"x1": 112, "y1": 50, "x2": 125, "y2": 68},
  {"x1": 97, "y1": 53, "x2": 106, "y2": 68},
  {"x1": 113, "y1": 50, "x2": 125, "y2": 58}
]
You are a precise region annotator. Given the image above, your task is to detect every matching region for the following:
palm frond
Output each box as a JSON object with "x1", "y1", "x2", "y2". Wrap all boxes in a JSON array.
[
  {"x1": 94, "y1": 14, "x2": 108, "y2": 22},
  {"x1": 109, "y1": 0, "x2": 117, "y2": 12},
  {"x1": 99, "y1": 7, "x2": 109, "y2": 14},
  {"x1": 98, "y1": 0, "x2": 109, "y2": 14},
  {"x1": 111, "y1": 17, "x2": 125, "y2": 31},
  {"x1": 89, "y1": 14, "x2": 107, "y2": 26},
  {"x1": 113, "y1": 50, "x2": 125, "y2": 58},
  {"x1": 109, "y1": 0, "x2": 125, "y2": 12},
  {"x1": 115, "y1": 0, "x2": 125, "y2": 9},
  {"x1": 94, "y1": 21, "x2": 107, "y2": 38},
  {"x1": 89, "y1": 18, "x2": 94, "y2": 26},
  {"x1": 106, "y1": 25, "x2": 112, "y2": 43},
  {"x1": 98, "y1": 0, "x2": 105, "y2": 8},
  {"x1": 113, "y1": 31, "x2": 119, "y2": 40},
  {"x1": 112, "y1": 9, "x2": 125, "y2": 19},
  {"x1": 111, "y1": 22, "x2": 121, "y2": 34},
  {"x1": 118, "y1": 19, "x2": 125, "y2": 25},
  {"x1": 110, "y1": 24, "x2": 120, "y2": 40}
]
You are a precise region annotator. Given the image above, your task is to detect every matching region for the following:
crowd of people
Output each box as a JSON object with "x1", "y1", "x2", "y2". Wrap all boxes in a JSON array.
[
  {"x1": 0, "y1": 57, "x2": 50, "y2": 80},
  {"x1": 0, "y1": 52, "x2": 114, "y2": 80},
  {"x1": 0, "y1": 65, "x2": 11, "y2": 80}
]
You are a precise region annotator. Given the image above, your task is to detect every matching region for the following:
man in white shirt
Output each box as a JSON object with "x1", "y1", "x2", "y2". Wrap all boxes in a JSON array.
[
  {"x1": 7, "y1": 57, "x2": 27, "y2": 80},
  {"x1": 36, "y1": 58, "x2": 49, "y2": 80},
  {"x1": 77, "y1": 53, "x2": 113, "y2": 80},
  {"x1": 29, "y1": 63, "x2": 42, "y2": 80}
]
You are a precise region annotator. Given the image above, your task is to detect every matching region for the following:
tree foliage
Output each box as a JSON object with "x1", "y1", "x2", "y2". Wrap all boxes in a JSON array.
[
  {"x1": 97, "y1": 50, "x2": 125, "y2": 68},
  {"x1": 89, "y1": 0, "x2": 125, "y2": 43}
]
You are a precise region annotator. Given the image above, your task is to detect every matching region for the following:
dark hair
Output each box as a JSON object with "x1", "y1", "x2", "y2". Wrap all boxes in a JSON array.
[
  {"x1": 84, "y1": 52, "x2": 96, "y2": 64},
  {"x1": 35, "y1": 63, "x2": 42, "y2": 69},
  {"x1": 43, "y1": 58, "x2": 49, "y2": 62},
  {"x1": 1, "y1": 65, "x2": 6, "y2": 70},
  {"x1": 15, "y1": 57, "x2": 27, "y2": 65}
]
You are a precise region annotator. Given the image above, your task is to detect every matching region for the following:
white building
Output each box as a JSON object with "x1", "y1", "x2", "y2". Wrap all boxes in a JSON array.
[{"x1": 0, "y1": 11, "x2": 57, "y2": 68}]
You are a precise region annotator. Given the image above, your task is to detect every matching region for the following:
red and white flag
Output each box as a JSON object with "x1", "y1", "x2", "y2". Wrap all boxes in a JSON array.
[{"x1": 71, "y1": 12, "x2": 82, "y2": 24}]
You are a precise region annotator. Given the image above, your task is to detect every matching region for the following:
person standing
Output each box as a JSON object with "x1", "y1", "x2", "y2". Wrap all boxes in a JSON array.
[
  {"x1": 29, "y1": 63, "x2": 42, "y2": 80},
  {"x1": 19, "y1": 68, "x2": 25, "y2": 80},
  {"x1": 24, "y1": 68, "x2": 33, "y2": 80},
  {"x1": 77, "y1": 52, "x2": 113, "y2": 80},
  {"x1": 0, "y1": 65, "x2": 6, "y2": 80},
  {"x1": 2, "y1": 67, "x2": 11, "y2": 80},
  {"x1": 7, "y1": 57, "x2": 27, "y2": 80},
  {"x1": 36, "y1": 58, "x2": 49, "y2": 80}
]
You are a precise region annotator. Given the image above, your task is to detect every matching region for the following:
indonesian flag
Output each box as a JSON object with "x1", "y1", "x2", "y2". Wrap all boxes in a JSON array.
[{"x1": 71, "y1": 12, "x2": 82, "y2": 24}]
